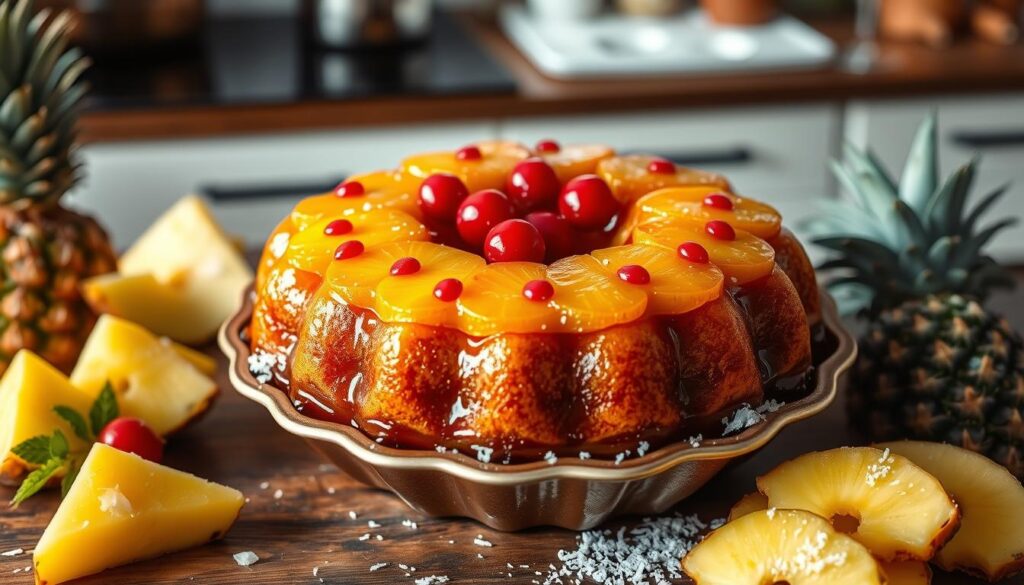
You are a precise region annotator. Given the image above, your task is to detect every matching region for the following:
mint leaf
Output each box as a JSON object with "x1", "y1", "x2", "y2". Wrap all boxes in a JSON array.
[
  {"x1": 54, "y1": 405, "x2": 92, "y2": 443},
  {"x1": 60, "y1": 460, "x2": 81, "y2": 498},
  {"x1": 49, "y1": 430, "x2": 69, "y2": 459},
  {"x1": 11, "y1": 457, "x2": 64, "y2": 507},
  {"x1": 89, "y1": 381, "x2": 119, "y2": 437},
  {"x1": 10, "y1": 435, "x2": 51, "y2": 465}
]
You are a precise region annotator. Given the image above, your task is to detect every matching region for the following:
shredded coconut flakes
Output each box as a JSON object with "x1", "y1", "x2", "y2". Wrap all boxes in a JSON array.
[{"x1": 233, "y1": 551, "x2": 260, "y2": 567}]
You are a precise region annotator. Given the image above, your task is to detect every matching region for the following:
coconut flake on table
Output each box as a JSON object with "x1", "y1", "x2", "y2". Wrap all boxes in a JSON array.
[
  {"x1": 233, "y1": 551, "x2": 260, "y2": 567},
  {"x1": 543, "y1": 513, "x2": 721, "y2": 585},
  {"x1": 369, "y1": 562, "x2": 388, "y2": 572},
  {"x1": 1, "y1": 548, "x2": 24, "y2": 557},
  {"x1": 414, "y1": 576, "x2": 449, "y2": 585},
  {"x1": 473, "y1": 536, "x2": 494, "y2": 548}
]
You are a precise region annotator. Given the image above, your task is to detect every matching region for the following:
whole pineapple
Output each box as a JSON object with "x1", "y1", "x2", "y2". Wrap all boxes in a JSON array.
[
  {"x1": 808, "y1": 114, "x2": 1024, "y2": 479},
  {"x1": 0, "y1": 0, "x2": 116, "y2": 374}
]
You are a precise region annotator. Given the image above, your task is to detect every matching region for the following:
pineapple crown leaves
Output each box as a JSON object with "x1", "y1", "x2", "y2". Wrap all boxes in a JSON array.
[
  {"x1": 804, "y1": 112, "x2": 1017, "y2": 315},
  {"x1": 0, "y1": 0, "x2": 89, "y2": 206}
]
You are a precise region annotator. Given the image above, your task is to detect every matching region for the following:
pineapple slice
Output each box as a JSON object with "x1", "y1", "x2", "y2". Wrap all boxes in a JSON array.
[
  {"x1": 633, "y1": 187, "x2": 782, "y2": 240},
  {"x1": 596, "y1": 154, "x2": 730, "y2": 205},
  {"x1": 285, "y1": 209, "x2": 428, "y2": 276},
  {"x1": 459, "y1": 262, "x2": 562, "y2": 336},
  {"x1": 682, "y1": 509, "x2": 885, "y2": 585},
  {"x1": 33, "y1": 443, "x2": 244, "y2": 585},
  {"x1": 880, "y1": 441, "x2": 1024, "y2": 581},
  {"x1": 536, "y1": 143, "x2": 615, "y2": 184},
  {"x1": 401, "y1": 140, "x2": 530, "y2": 192},
  {"x1": 0, "y1": 351, "x2": 93, "y2": 481},
  {"x1": 546, "y1": 254, "x2": 648, "y2": 333},
  {"x1": 728, "y1": 491, "x2": 769, "y2": 522},
  {"x1": 757, "y1": 447, "x2": 960, "y2": 561},
  {"x1": 167, "y1": 339, "x2": 217, "y2": 377},
  {"x1": 880, "y1": 561, "x2": 931, "y2": 585},
  {"x1": 70, "y1": 316, "x2": 218, "y2": 437},
  {"x1": 86, "y1": 196, "x2": 253, "y2": 344},
  {"x1": 634, "y1": 218, "x2": 776, "y2": 285},
  {"x1": 290, "y1": 169, "x2": 422, "y2": 231},
  {"x1": 373, "y1": 243, "x2": 485, "y2": 328},
  {"x1": 590, "y1": 244, "x2": 724, "y2": 316}
]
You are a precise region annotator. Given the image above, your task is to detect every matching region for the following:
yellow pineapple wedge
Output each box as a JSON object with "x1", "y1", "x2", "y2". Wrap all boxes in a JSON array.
[
  {"x1": 880, "y1": 441, "x2": 1024, "y2": 582},
  {"x1": 33, "y1": 443, "x2": 244, "y2": 585},
  {"x1": 83, "y1": 195, "x2": 253, "y2": 344},
  {"x1": 757, "y1": 447, "x2": 960, "y2": 562},
  {"x1": 682, "y1": 508, "x2": 885, "y2": 585},
  {"x1": 880, "y1": 561, "x2": 931, "y2": 585},
  {"x1": 728, "y1": 492, "x2": 769, "y2": 522},
  {"x1": 0, "y1": 351, "x2": 93, "y2": 483},
  {"x1": 70, "y1": 316, "x2": 218, "y2": 437}
]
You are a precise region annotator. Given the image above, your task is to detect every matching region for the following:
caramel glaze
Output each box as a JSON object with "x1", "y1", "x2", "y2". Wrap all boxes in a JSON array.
[{"x1": 282, "y1": 268, "x2": 813, "y2": 464}]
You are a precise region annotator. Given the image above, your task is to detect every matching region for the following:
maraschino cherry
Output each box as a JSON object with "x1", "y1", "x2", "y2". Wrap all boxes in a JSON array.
[
  {"x1": 323, "y1": 219, "x2": 353, "y2": 236},
  {"x1": 647, "y1": 158, "x2": 675, "y2": 175},
  {"x1": 419, "y1": 173, "x2": 469, "y2": 222},
  {"x1": 99, "y1": 417, "x2": 164, "y2": 463},
  {"x1": 506, "y1": 158, "x2": 559, "y2": 212},
  {"x1": 617, "y1": 264, "x2": 651, "y2": 285},
  {"x1": 334, "y1": 240, "x2": 365, "y2": 260},
  {"x1": 455, "y1": 145, "x2": 482, "y2": 161},
  {"x1": 456, "y1": 189, "x2": 515, "y2": 248},
  {"x1": 535, "y1": 139, "x2": 560, "y2": 153},
  {"x1": 705, "y1": 220, "x2": 736, "y2": 241},
  {"x1": 334, "y1": 180, "x2": 364, "y2": 198},
  {"x1": 389, "y1": 257, "x2": 421, "y2": 276},
  {"x1": 525, "y1": 211, "x2": 574, "y2": 262},
  {"x1": 484, "y1": 219, "x2": 546, "y2": 263},
  {"x1": 703, "y1": 193, "x2": 734, "y2": 211},
  {"x1": 558, "y1": 174, "x2": 619, "y2": 231},
  {"x1": 433, "y1": 278, "x2": 463, "y2": 302},
  {"x1": 678, "y1": 242, "x2": 710, "y2": 264},
  {"x1": 522, "y1": 279, "x2": 555, "y2": 302}
]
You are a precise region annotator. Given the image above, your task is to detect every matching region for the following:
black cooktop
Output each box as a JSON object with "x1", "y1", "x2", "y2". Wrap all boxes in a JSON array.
[{"x1": 83, "y1": 11, "x2": 516, "y2": 112}]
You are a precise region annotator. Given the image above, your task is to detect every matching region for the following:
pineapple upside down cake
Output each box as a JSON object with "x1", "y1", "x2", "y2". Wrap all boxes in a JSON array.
[{"x1": 249, "y1": 140, "x2": 822, "y2": 463}]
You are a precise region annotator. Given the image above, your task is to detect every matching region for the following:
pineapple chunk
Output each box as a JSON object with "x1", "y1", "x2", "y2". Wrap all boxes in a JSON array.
[
  {"x1": 85, "y1": 195, "x2": 253, "y2": 344},
  {"x1": 0, "y1": 351, "x2": 93, "y2": 481},
  {"x1": 728, "y1": 491, "x2": 769, "y2": 522},
  {"x1": 167, "y1": 340, "x2": 217, "y2": 377},
  {"x1": 33, "y1": 443, "x2": 244, "y2": 585},
  {"x1": 757, "y1": 447, "x2": 960, "y2": 562},
  {"x1": 881, "y1": 440, "x2": 1024, "y2": 582},
  {"x1": 682, "y1": 509, "x2": 885, "y2": 585},
  {"x1": 70, "y1": 316, "x2": 218, "y2": 436}
]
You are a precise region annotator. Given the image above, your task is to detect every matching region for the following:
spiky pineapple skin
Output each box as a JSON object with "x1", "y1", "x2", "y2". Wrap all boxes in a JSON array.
[
  {"x1": 0, "y1": 204, "x2": 116, "y2": 375},
  {"x1": 850, "y1": 294, "x2": 1024, "y2": 479}
]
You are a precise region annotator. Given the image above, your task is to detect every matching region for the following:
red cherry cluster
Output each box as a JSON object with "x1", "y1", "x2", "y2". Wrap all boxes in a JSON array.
[{"x1": 415, "y1": 151, "x2": 621, "y2": 264}]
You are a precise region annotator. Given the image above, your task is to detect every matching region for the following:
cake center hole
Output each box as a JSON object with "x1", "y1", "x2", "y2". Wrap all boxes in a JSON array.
[{"x1": 830, "y1": 513, "x2": 861, "y2": 534}]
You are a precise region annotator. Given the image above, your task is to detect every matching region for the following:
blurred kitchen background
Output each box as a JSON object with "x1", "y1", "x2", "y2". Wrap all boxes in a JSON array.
[{"x1": 55, "y1": 0, "x2": 1024, "y2": 263}]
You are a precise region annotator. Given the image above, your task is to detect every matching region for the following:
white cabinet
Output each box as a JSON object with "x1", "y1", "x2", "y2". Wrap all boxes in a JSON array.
[
  {"x1": 71, "y1": 121, "x2": 498, "y2": 249},
  {"x1": 846, "y1": 95, "x2": 1024, "y2": 263},
  {"x1": 499, "y1": 104, "x2": 842, "y2": 256}
]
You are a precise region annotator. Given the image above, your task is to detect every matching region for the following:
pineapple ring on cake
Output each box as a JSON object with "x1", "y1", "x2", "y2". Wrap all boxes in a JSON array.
[
  {"x1": 682, "y1": 509, "x2": 886, "y2": 585},
  {"x1": 291, "y1": 169, "x2": 423, "y2": 231},
  {"x1": 880, "y1": 441, "x2": 1024, "y2": 582},
  {"x1": 401, "y1": 140, "x2": 531, "y2": 193},
  {"x1": 633, "y1": 218, "x2": 776, "y2": 285},
  {"x1": 597, "y1": 154, "x2": 731, "y2": 205},
  {"x1": 756, "y1": 447, "x2": 960, "y2": 562},
  {"x1": 285, "y1": 209, "x2": 429, "y2": 276},
  {"x1": 534, "y1": 143, "x2": 616, "y2": 184},
  {"x1": 631, "y1": 186, "x2": 782, "y2": 240},
  {"x1": 590, "y1": 244, "x2": 724, "y2": 316}
]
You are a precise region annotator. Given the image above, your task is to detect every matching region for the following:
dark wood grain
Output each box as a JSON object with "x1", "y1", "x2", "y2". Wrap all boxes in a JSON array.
[
  {"x1": 77, "y1": 15, "x2": 1024, "y2": 144},
  {"x1": 0, "y1": 272, "x2": 1021, "y2": 584}
]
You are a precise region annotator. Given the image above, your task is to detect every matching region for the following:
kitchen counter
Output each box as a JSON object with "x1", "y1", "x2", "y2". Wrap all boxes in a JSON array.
[{"x1": 78, "y1": 12, "x2": 1024, "y2": 144}]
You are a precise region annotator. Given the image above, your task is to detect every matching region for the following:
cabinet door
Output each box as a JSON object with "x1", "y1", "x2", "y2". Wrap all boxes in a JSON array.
[
  {"x1": 500, "y1": 104, "x2": 841, "y2": 258},
  {"x1": 72, "y1": 121, "x2": 497, "y2": 248},
  {"x1": 846, "y1": 95, "x2": 1024, "y2": 263}
]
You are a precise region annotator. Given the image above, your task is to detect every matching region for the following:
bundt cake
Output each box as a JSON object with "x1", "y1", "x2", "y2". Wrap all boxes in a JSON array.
[{"x1": 248, "y1": 140, "x2": 821, "y2": 463}]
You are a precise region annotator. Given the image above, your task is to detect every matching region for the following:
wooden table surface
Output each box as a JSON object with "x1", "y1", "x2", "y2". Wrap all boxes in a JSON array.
[
  {"x1": 1, "y1": 275, "x2": 1022, "y2": 584},
  {"x1": 78, "y1": 14, "x2": 1024, "y2": 144}
]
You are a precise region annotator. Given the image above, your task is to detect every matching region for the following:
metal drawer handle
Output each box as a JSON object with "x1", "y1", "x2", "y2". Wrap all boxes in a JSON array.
[
  {"x1": 202, "y1": 177, "x2": 346, "y2": 202},
  {"x1": 951, "y1": 130, "x2": 1024, "y2": 149},
  {"x1": 629, "y1": 147, "x2": 754, "y2": 167}
]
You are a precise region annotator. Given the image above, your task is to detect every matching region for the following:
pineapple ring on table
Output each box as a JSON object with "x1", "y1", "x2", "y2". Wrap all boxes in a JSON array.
[
  {"x1": 633, "y1": 218, "x2": 776, "y2": 285},
  {"x1": 756, "y1": 447, "x2": 960, "y2": 562},
  {"x1": 597, "y1": 154, "x2": 731, "y2": 205},
  {"x1": 880, "y1": 441, "x2": 1024, "y2": 582},
  {"x1": 727, "y1": 491, "x2": 770, "y2": 522},
  {"x1": 401, "y1": 140, "x2": 531, "y2": 193},
  {"x1": 284, "y1": 208, "x2": 429, "y2": 276},
  {"x1": 630, "y1": 186, "x2": 782, "y2": 241},
  {"x1": 682, "y1": 509, "x2": 886, "y2": 585},
  {"x1": 290, "y1": 169, "x2": 423, "y2": 231},
  {"x1": 534, "y1": 143, "x2": 616, "y2": 184}
]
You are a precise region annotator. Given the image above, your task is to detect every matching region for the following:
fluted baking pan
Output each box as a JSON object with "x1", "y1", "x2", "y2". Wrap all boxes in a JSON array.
[{"x1": 219, "y1": 289, "x2": 855, "y2": 531}]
